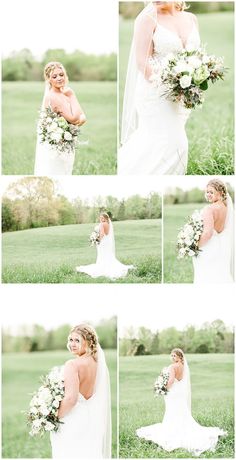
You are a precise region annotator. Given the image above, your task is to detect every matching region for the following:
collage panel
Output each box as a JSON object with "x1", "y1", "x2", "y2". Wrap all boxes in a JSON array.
[
  {"x1": 163, "y1": 176, "x2": 234, "y2": 284},
  {"x1": 2, "y1": 286, "x2": 118, "y2": 458},
  {"x1": 2, "y1": 0, "x2": 117, "y2": 176},
  {"x1": 118, "y1": 1, "x2": 234, "y2": 175},
  {"x1": 119, "y1": 287, "x2": 234, "y2": 458},
  {"x1": 1, "y1": 176, "x2": 162, "y2": 284}
]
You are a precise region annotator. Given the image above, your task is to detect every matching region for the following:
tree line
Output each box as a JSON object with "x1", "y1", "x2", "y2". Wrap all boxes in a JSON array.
[
  {"x1": 164, "y1": 184, "x2": 234, "y2": 205},
  {"x1": 120, "y1": 320, "x2": 234, "y2": 356},
  {"x1": 2, "y1": 317, "x2": 117, "y2": 353},
  {"x1": 2, "y1": 48, "x2": 116, "y2": 82},
  {"x1": 119, "y1": 2, "x2": 234, "y2": 19},
  {"x1": 2, "y1": 177, "x2": 162, "y2": 232}
]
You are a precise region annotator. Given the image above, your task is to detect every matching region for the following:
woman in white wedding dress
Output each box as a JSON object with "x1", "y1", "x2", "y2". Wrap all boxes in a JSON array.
[
  {"x1": 76, "y1": 212, "x2": 134, "y2": 279},
  {"x1": 193, "y1": 179, "x2": 234, "y2": 283},
  {"x1": 50, "y1": 324, "x2": 111, "y2": 459},
  {"x1": 34, "y1": 61, "x2": 86, "y2": 175},
  {"x1": 137, "y1": 348, "x2": 227, "y2": 456},
  {"x1": 118, "y1": 1, "x2": 200, "y2": 175}
]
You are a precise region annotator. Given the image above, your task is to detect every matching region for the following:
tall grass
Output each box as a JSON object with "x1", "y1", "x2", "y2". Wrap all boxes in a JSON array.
[{"x1": 2, "y1": 81, "x2": 117, "y2": 175}]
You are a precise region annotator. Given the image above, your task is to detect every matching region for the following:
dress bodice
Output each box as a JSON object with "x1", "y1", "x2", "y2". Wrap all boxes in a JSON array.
[{"x1": 152, "y1": 22, "x2": 201, "y2": 59}]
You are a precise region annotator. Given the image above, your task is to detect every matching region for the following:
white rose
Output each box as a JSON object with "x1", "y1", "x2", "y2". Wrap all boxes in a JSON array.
[
  {"x1": 188, "y1": 250, "x2": 195, "y2": 257},
  {"x1": 174, "y1": 62, "x2": 193, "y2": 74},
  {"x1": 50, "y1": 132, "x2": 62, "y2": 142},
  {"x1": 64, "y1": 131, "x2": 73, "y2": 141},
  {"x1": 52, "y1": 399, "x2": 60, "y2": 408},
  {"x1": 46, "y1": 117, "x2": 53, "y2": 123},
  {"x1": 32, "y1": 419, "x2": 42, "y2": 428},
  {"x1": 40, "y1": 405, "x2": 50, "y2": 416},
  {"x1": 180, "y1": 75, "x2": 192, "y2": 89},
  {"x1": 188, "y1": 56, "x2": 202, "y2": 69},
  {"x1": 30, "y1": 406, "x2": 38, "y2": 415},
  {"x1": 45, "y1": 421, "x2": 55, "y2": 432}
]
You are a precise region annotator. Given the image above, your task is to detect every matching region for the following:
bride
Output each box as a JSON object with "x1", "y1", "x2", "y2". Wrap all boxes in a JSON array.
[
  {"x1": 193, "y1": 179, "x2": 234, "y2": 283},
  {"x1": 50, "y1": 324, "x2": 111, "y2": 459},
  {"x1": 76, "y1": 213, "x2": 134, "y2": 279},
  {"x1": 137, "y1": 348, "x2": 227, "y2": 456},
  {"x1": 34, "y1": 61, "x2": 86, "y2": 175},
  {"x1": 118, "y1": 1, "x2": 200, "y2": 175}
]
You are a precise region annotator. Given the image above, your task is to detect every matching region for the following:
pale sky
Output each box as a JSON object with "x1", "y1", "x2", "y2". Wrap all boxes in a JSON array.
[
  {"x1": 1, "y1": 176, "x2": 162, "y2": 201},
  {"x1": 1, "y1": 0, "x2": 117, "y2": 58},
  {"x1": 1, "y1": 284, "x2": 234, "y2": 335}
]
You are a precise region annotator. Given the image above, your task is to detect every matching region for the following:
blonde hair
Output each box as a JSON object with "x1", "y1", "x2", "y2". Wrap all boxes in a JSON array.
[
  {"x1": 100, "y1": 212, "x2": 110, "y2": 222},
  {"x1": 171, "y1": 348, "x2": 184, "y2": 364},
  {"x1": 155, "y1": 2, "x2": 188, "y2": 12},
  {"x1": 207, "y1": 179, "x2": 228, "y2": 202},
  {"x1": 67, "y1": 324, "x2": 98, "y2": 358},
  {"x1": 44, "y1": 61, "x2": 68, "y2": 84}
]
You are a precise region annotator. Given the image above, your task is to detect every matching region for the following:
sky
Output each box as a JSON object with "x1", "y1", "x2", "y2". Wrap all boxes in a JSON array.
[
  {"x1": 1, "y1": 176, "x2": 163, "y2": 201},
  {"x1": 2, "y1": 0, "x2": 117, "y2": 58},
  {"x1": 2, "y1": 284, "x2": 235, "y2": 335}
]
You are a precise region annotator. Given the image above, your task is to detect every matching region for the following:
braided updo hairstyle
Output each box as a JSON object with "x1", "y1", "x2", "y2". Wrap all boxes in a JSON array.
[
  {"x1": 44, "y1": 61, "x2": 68, "y2": 85},
  {"x1": 171, "y1": 348, "x2": 185, "y2": 364},
  {"x1": 68, "y1": 324, "x2": 98, "y2": 359},
  {"x1": 207, "y1": 179, "x2": 228, "y2": 202}
]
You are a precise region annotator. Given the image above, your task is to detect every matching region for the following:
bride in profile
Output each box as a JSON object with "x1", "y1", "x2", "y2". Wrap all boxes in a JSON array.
[
  {"x1": 193, "y1": 179, "x2": 234, "y2": 283},
  {"x1": 50, "y1": 324, "x2": 111, "y2": 459},
  {"x1": 76, "y1": 212, "x2": 134, "y2": 279},
  {"x1": 137, "y1": 348, "x2": 227, "y2": 456},
  {"x1": 34, "y1": 62, "x2": 86, "y2": 175},
  {"x1": 118, "y1": 1, "x2": 200, "y2": 175}
]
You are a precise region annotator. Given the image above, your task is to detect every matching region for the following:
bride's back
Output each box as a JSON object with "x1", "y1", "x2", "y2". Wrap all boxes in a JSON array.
[
  {"x1": 211, "y1": 202, "x2": 227, "y2": 233},
  {"x1": 77, "y1": 356, "x2": 98, "y2": 399},
  {"x1": 173, "y1": 362, "x2": 184, "y2": 381}
]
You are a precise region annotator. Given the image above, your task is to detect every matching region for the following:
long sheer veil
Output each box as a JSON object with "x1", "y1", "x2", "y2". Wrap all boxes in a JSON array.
[
  {"x1": 121, "y1": 2, "x2": 157, "y2": 144},
  {"x1": 224, "y1": 193, "x2": 234, "y2": 278},
  {"x1": 94, "y1": 345, "x2": 111, "y2": 458},
  {"x1": 108, "y1": 219, "x2": 116, "y2": 256},
  {"x1": 183, "y1": 354, "x2": 191, "y2": 412}
]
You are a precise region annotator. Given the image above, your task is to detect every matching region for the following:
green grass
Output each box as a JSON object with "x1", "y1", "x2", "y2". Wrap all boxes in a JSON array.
[
  {"x1": 119, "y1": 354, "x2": 234, "y2": 458},
  {"x1": 2, "y1": 219, "x2": 162, "y2": 283},
  {"x1": 164, "y1": 203, "x2": 201, "y2": 283},
  {"x1": 2, "y1": 81, "x2": 117, "y2": 175},
  {"x1": 119, "y1": 12, "x2": 234, "y2": 175},
  {"x1": 2, "y1": 349, "x2": 117, "y2": 458}
]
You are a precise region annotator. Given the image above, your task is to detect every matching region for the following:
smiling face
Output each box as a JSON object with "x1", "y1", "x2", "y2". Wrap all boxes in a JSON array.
[
  {"x1": 205, "y1": 185, "x2": 222, "y2": 203},
  {"x1": 170, "y1": 351, "x2": 180, "y2": 363},
  {"x1": 67, "y1": 332, "x2": 86, "y2": 356},
  {"x1": 48, "y1": 66, "x2": 66, "y2": 90}
]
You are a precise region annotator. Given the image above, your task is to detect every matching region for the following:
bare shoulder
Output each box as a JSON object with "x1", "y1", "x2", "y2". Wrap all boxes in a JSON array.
[
  {"x1": 65, "y1": 358, "x2": 78, "y2": 369},
  {"x1": 135, "y1": 9, "x2": 156, "y2": 29}
]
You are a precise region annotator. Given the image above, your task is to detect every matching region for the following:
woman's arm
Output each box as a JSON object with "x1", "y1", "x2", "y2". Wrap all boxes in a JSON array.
[
  {"x1": 133, "y1": 14, "x2": 156, "y2": 80},
  {"x1": 167, "y1": 365, "x2": 176, "y2": 389},
  {"x1": 198, "y1": 206, "x2": 214, "y2": 248},
  {"x1": 57, "y1": 360, "x2": 79, "y2": 418},
  {"x1": 50, "y1": 89, "x2": 86, "y2": 125}
]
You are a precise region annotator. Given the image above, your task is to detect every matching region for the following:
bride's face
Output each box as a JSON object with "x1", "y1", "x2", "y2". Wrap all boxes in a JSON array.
[
  {"x1": 68, "y1": 332, "x2": 86, "y2": 356},
  {"x1": 205, "y1": 186, "x2": 221, "y2": 203},
  {"x1": 49, "y1": 67, "x2": 66, "y2": 89},
  {"x1": 170, "y1": 352, "x2": 179, "y2": 362},
  {"x1": 100, "y1": 215, "x2": 106, "y2": 223}
]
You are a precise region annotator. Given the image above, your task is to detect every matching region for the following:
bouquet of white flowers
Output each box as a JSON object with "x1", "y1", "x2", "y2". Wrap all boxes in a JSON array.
[
  {"x1": 154, "y1": 368, "x2": 169, "y2": 396},
  {"x1": 38, "y1": 107, "x2": 80, "y2": 154},
  {"x1": 89, "y1": 225, "x2": 100, "y2": 247},
  {"x1": 177, "y1": 210, "x2": 204, "y2": 259},
  {"x1": 150, "y1": 47, "x2": 226, "y2": 109},
  {"x1": 27, "y1": 366, "x2": 65, "y2": 436}
]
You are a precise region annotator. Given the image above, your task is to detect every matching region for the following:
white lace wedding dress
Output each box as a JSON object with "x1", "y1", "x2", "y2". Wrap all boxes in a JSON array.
[
  {"x1": 137, "y1": 358, "x2": 226, "y2": 456},
  {"x1": 76, "y1": 220, "x2": 134, "y2": 279},
  {"x1": 119, "y1": 5, "x2": 200, "y2": 175},
  {"x1": 50, "y1": 346, "x2": 111, "y2": 459},
  {"x1": 193, "y1": 194, "x2": 234, "y2": 283}
]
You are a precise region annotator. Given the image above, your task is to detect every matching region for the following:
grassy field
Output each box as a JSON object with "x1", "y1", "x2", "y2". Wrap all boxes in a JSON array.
[
  {"x1": 164, "y1": 203, "x2": 203, "y2": 283},
  {"x1": 2, "y1": 349, "x2": 117, "y2": 458},
  {"x1": 119, "y1": 12, "x2": 234, "y2": 175},
  {"x1": 119, "y1": 354, "x2": 234, "y2": 458},
  {"x1": 2, "y1": 219, "x2": 162, "y2": 283},
  {"x1": 2, "y1": 81, "x2": 117, "y2": 175}
]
